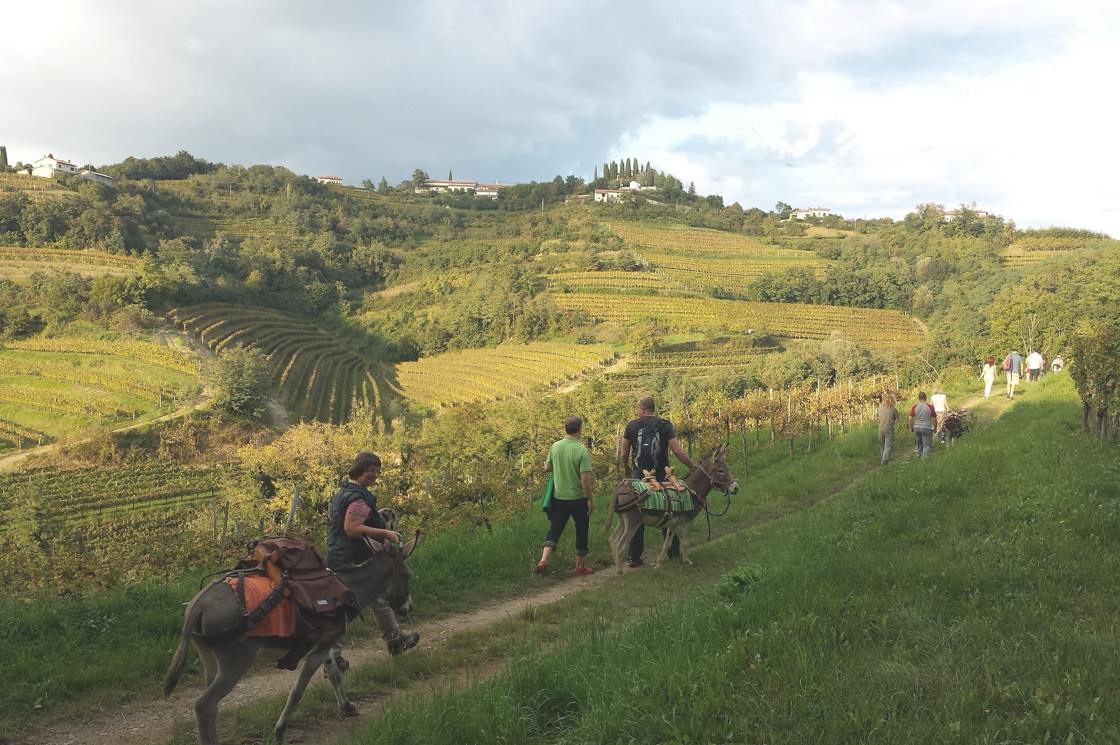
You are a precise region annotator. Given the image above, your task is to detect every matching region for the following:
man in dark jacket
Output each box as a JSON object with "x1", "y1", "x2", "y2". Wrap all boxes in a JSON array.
[
  {"x1": 617, "y1": 396, "x2": 697, "y2": 567},
  {"x1": 327, "y1": 451, "x2": 419, "y2": 656}
]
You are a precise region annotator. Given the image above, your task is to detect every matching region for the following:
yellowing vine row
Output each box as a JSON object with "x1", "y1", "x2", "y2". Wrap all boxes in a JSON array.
[
  {"x1": 396, "y1": 342, "x2": 616, "y2": 406},
  {"x1": 550, "y1": 292, "x2": 922, "y2": 353},
  {"x1": 170, "y1": 303, "x2": 391, "y2": 424}
]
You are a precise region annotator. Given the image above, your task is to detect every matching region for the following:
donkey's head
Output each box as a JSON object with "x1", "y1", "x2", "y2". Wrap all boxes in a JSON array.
[
  {"x1": 700, "y1": 444, "x2": 740, "y2": 495},
  {"x1": 364, "y1": 532, "x2": 421, "y2": 616}
]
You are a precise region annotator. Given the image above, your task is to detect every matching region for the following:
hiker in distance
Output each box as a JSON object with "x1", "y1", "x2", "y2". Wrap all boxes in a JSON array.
[
  {"x1": 908, "y1": 391, "x2": 937, "y2": 458},
  {"x1": 618, "y1": 396, "x2": 697, "y2": 567},
  {"x1": 327, "y1": 451, "x2": 420, "y2": 657},
  {"x1": 876, "y1": 395, "x2": 899, "y2": 465},
  {"x1": 535, "y1": 416, "x2": 595, "y2": 575}
]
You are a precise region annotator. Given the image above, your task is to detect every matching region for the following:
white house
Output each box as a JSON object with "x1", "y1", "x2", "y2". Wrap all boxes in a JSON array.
[
  {"x1": 593, "y1": 188, "x2": 623, "y2": 203},
  {"x1": 942, "y1": 207, "x2": 991, "y2": 222},
  {"x1": 77, "y1": 168, "x2": 114, "y2": 185},
  {"x1": 791, "y1": 207, "x2": 832, "y2": 220},
  {"x1": 315, "y1": 175, "x2": 343, "y2": 185},
  {"x1": 32, "y1": 154, "x2": 79, "y2": 179},
  {"x1": 418, "y1": 179, "x2": 508, "y2": 199}
]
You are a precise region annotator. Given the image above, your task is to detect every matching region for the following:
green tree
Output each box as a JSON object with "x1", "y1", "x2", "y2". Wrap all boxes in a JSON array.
[
  {"x1": 361, "y1": 178, "x2": 374, "y2": 190},
  {"x1": 211, "y1": 346, "x2": 272, "y2": 420},
  {"x1": 410, "y1": 169, "x2": 430, "y2": 189},
  {"x1": 0, "y1": 146, "x2": 8, "y2": 171}
]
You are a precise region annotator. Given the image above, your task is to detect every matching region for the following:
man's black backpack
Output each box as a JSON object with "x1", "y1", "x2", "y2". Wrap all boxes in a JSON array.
[{"x1": 633, "y1": 420, "x2": 664, "y2": 476}]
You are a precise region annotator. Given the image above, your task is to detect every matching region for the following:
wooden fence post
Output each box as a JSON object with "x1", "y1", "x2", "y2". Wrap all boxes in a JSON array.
[{"x1": 285, "y1": 484, "x2": 302, "y2": 533}]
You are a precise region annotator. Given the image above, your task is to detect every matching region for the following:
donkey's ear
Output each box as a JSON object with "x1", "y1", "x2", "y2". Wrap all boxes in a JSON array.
[
  {"x1": 364, "y1": 536, "x2": 386, "y2": 554},
  {"x1": 714, "y1": 444, "x2": 726, "y2": 459},
  {"x1": 402, "y1": 530, "x2": 421, "y2": 560}
]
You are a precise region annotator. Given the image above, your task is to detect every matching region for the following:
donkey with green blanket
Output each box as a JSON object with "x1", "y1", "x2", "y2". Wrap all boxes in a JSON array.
[{"x1": 604, "y1": 445, "x2": 739, "y2": 574}]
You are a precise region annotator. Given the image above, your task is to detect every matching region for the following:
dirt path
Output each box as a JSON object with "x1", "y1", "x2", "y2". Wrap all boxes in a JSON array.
[
  {"x1": 24, "y1": 391, "x2": 1016, "y2": 745},
  {"x1": 557, "y1": 354, "x2": 629, "y2": 394}
]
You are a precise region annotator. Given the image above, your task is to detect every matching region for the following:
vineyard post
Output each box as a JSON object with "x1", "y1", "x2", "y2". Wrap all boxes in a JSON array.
[
  {"x1": 285, "y1": 484, "x2": 302, "y2": 533},
  {"x1": 739, "y1": 420, "x2": 748, "y2": 475}
]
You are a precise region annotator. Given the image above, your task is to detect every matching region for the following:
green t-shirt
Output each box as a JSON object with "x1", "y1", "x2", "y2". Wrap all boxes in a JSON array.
[{"x1": 548, "y1": 437, "x2": 592, "y2": 501}]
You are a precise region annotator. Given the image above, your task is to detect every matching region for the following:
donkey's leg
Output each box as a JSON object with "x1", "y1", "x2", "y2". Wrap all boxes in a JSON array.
[
  {"x1": 273, "y1": 642, "x2": 334, "y2": 741},
  {"x1": 614, "y1": 511, "x2": 640, "y2": 575},
  {"x1": 324, "y1": 644, "x2": 357, "y2": 716},
  {"x1": 678, "y1": 520, "x2": 693, "y2": 566},
  {"x1": 653, "y1": 523, "x2": 674, "y2": 568},
  {"x1": 198, "y1": 642, "x2": 218, "y2": 687},
  {"x1": 194, "y1": 643, "x2": 258, "y2": 745},
  {"x1": 609, "y1": 509, "x2": 627, "y2": 575}
]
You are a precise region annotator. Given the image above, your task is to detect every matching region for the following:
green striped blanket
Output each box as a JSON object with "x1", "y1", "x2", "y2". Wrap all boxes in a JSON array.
[{"x1": 631, "y1": 480, "x2": 694, "y2": 512}]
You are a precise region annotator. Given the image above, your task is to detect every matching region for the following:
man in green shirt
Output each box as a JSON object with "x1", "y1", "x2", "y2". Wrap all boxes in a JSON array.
[{"x1": 535, "y1": 416, "x2": 595, "y2": 575}]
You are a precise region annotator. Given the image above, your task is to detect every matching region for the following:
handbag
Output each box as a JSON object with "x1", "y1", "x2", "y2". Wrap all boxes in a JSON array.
[{"x1": 539, "y1": 473, "x2": 554, "y2": 513}]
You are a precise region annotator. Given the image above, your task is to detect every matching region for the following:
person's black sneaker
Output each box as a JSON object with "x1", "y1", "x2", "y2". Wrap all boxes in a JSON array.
[
  {"x1": 387, "y1": 631, "x2": 420, "y2": 657},
  {"x1": 628, "y1": 559, "x2": 646, "y2": 568}
]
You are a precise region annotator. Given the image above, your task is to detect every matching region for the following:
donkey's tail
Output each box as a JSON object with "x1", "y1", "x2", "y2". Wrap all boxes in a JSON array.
[
  {"x1": 603, "y1": 494, "x2": 615, "y2": 533},
  {"x1": 163, "y1": 591, "x2": 204, "y2": 697}
]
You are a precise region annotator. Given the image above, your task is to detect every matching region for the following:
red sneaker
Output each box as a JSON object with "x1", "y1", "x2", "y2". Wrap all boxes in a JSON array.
[
  {"x1": 534, "y1": 560, "x2": 549, "y2": 574},
  {"x1": 572, "y1": 566, "x2": 594, "y2": 576}
]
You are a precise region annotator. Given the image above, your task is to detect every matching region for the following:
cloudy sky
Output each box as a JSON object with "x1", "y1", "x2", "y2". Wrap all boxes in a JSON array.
[{"x1": 4, "y1": 1, "x2": 1119, "y2": 233}]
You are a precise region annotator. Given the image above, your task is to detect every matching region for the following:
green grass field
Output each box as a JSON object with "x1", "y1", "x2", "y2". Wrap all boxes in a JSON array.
[{"x1": 334, "y1": 376, "x2": 1120, "y2": 745}]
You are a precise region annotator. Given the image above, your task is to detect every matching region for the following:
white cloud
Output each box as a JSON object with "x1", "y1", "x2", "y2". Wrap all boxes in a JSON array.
[{"x1": 614, "y1": 6, "x2": 1120, "y2": 233}]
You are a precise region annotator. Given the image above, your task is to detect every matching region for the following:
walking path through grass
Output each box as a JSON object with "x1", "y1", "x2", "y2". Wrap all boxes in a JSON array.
[{"x1": 16, "y1": 385, "x2": 1019, "y2": 745}]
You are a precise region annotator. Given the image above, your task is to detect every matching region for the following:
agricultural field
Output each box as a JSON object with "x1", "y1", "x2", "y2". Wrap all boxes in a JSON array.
[
  {"x1": 0, "y1": 461, "x2": 229, "y2": 534},
  {"x1": 550, "y1": 292, "x2": 922, "y2": 353},
  {"x1": 395, "y1": 342, "x2": 616, "y2": 406},
  {"x1": 0, "y1": 337, "x2": 202, "y2": 451},
  {"x1": 607, "y1": 340, "x2": 778, "y2": 387},
  {"x1": 170, "y1": 303, "x2": 391, "y2": 424},
  {"x1": 171, "y1": 213, "x2": 301, "y2": 242},
  {"x1": 0, "y1": 172, "x2": 80, "y2": 202},
  {"x1": 607, "y1": 222, "x2": 793, "y2": 255},
  {"x1": 1001, "y1": 236, "x2": 1120, "y2": 266},
  {"x1": 0, "y1": 246, "x2": 141, "y2": 279}
]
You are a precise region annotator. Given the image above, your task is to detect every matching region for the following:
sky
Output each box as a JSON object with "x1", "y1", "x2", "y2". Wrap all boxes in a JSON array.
[{"x1": 3, "y1": 1, "x2": 1119, "y2": 234}]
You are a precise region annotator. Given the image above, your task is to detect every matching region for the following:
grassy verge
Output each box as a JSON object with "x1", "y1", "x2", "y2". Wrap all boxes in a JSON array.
[{"x1": 332, "y1": 376, "x2": 1120, "y2": 744}]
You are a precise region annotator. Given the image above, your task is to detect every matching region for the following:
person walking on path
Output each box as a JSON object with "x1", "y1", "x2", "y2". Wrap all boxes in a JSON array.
[
  {"x1": 930, "y1": 388, "x2": 949, "y2": 440},
  {"x1": 1005, "y1": 350, "x2": 1024, "y2": 398},
  {"x1": 617, "y1": 396, "x2": 697, "y2": 567},
  {"x1": 980, "y1": 356, "x2": 997, "y2": 399},
  {"x1": 327, "y1": 452, "x2": 420, "y2": 658},
  {"x1": 1027, "y1": 350, "x2": 1044, "y2": 382},
  {"x1": 876, "y1": 395, "x2": 899, "y2": 465},
  {"x1": 908, "y1": 392, "x2": 937, "y2": 458},
  {"x1": 536, "y1": 416, "x2": 595, "y2": 575}
]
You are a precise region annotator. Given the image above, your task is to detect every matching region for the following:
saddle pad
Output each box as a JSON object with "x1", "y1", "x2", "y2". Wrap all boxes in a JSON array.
[
  {"x1": 630, "y1": 480, "x2": 694, "y2": 512},
  {"x1": 225, "y1": 574, "x2": 297, "y2": 638}
]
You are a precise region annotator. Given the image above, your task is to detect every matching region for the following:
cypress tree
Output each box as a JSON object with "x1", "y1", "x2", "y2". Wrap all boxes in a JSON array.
[
  {"x1": 448, "y1": 169, "x2": 453, "y2": 180},
  {"x1": 603, "y1": 162, "x2": 611, "y2": 182},
  {"x1": 0, "y1": 146, "x2": 7, "y2": 171},
  {"x1": 593, "y1": 166, "x2": 598, "y2": 180},
  {"x1": 609, "y1": 161, "x2": 618, "y2": 181}
]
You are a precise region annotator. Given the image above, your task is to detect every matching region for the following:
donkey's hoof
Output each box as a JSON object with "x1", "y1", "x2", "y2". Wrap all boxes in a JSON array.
[{"x1": 341, "y1": 700, "x2": 359, "y2": 716}]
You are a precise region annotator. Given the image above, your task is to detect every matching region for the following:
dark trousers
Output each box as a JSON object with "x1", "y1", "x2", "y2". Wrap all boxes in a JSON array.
[
  {"x1": 544, "y1": 499, "x2": 589, "y2": 556},
  {"x1": 628, "y1": 525, "x2": 680, "y2": 563}
]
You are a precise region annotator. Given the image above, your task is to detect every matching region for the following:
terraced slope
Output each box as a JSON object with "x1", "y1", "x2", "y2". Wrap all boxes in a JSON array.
[
  {"x1": 169, "y1": 303, "x2": 392, "y2": 424},
  {"x1": 550, "y1": 292, "x2": 922, "y2": 353},
  {"x1": 0, "y1": 337, "x2": 201, "y2": 451},
  {"x1": 0, "y1": 247, "x2": 141, "y2": 278},
  {"x1": 396, "y1": 342, "x2": 615, "y2": 406}
]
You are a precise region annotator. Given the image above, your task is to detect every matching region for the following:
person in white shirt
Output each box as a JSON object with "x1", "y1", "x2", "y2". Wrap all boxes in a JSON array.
[
  {"x1": 979, "y1": 356, "x2": 997, "y2": 399},
  {"x1": 1026, "y1": 350, "x2": 1044, "y2": 382},
  {"x1": 930, "y1": 389, "x2": 949, "y2": 439}
]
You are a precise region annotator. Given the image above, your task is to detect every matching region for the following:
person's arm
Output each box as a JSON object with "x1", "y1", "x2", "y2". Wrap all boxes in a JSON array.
[
  {"x1": 543, "y1": 450, "x2": 552, "y2": 475},
  {"x1": 908, "y1": 405, "x2": 915, "y2": 431},
  {"x1": 668, "y1": 437, "x2": 697, "y2": 472},
  {"x1": 580, "y1": 472, "x2": 594, "y2": 514},
  {"x1": 344, "y1": 510, "x2": 401, "y2": 543},
  {"x1": 618, "y1": 436, "x2": 632, "y2": 475}
]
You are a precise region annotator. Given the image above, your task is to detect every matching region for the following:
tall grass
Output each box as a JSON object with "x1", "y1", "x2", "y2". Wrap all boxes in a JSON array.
[{"x1": 341, "y1": 377, "x2": 1120, "y2": 744}]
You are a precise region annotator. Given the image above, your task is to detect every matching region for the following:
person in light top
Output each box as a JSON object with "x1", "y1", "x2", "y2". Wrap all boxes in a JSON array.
[{"x1": 1026, "y1": 350, "x2": 1044, "y2": 382}]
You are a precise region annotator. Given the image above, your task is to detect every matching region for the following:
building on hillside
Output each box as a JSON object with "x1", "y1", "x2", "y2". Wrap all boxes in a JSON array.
[
  {"x1": 315, "y1": 175, "x2": 343, "y2": 185},
  {"x1": 32, "y1": 153, "x2": 79, "y2": 179},
  {"x1": 942, "y1": 207, "x2": 991, "y2": 222},
  {"x1": 77, "y1": 168, "x2": 114, "y2": 185},
  {"x1": 593, "y1": 188, "x2": 623, "y2": 203},
  {"x1": 564, "y1": 194, "x2": 591, "y2": 204},
  {"x1": 790, "y1": 207, "x2": 832, "y2": 220},
  {"x1": 417, "y1": 179, "x2": 509, "y2": 199}
]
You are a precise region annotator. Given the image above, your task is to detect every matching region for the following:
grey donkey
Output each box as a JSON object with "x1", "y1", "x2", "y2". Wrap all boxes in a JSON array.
[
  {"x1": 164, "y1": 534, "x2": 419, "y2": 745},
  {"x1": 605, "y1": 445, "x2": 740, "y2": 574}
]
